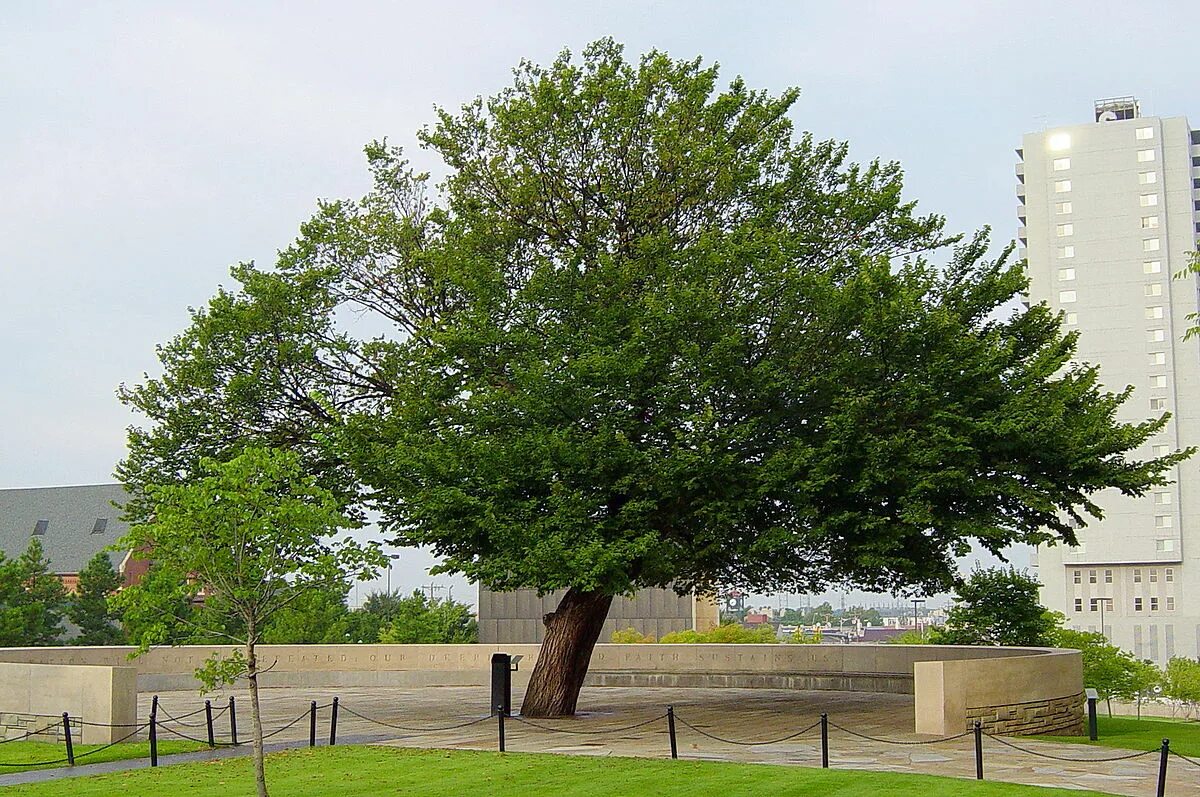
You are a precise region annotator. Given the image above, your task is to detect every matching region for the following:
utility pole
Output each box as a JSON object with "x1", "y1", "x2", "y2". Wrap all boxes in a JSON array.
[{"x1": 911, "y1": 598, "x2": 926, "y2": 636}]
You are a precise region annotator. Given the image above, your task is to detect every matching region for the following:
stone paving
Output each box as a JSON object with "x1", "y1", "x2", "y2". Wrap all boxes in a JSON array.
[{"x1": 136, "y1": 685, "x2": 1199, "y2": 797}]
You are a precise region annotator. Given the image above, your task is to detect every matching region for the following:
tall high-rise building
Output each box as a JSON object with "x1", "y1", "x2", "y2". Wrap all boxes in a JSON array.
[{"x1": 1020, "y1": 97, "x2": 1200, "y2": 665}]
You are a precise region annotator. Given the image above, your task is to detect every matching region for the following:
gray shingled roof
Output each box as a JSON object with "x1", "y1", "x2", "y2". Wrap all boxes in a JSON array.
[{"x1": 0, "y1": 484, "x2": 130, "y2": 574}]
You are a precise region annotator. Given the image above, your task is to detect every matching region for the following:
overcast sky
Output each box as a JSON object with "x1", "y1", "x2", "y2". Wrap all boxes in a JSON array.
[{"x1": 3, "y1": 1, "x2": 1198, "y2": 607}]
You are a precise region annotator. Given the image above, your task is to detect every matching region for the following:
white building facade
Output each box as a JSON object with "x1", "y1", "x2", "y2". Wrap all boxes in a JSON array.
[{"x1": 1021, "y1": 98, "x2": 1200, "y2": 665}]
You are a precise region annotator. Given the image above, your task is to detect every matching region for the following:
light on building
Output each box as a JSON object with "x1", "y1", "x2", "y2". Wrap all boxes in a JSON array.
[{"x1": 1048, "y1": 132, "x2": 1071, "y2": 151}]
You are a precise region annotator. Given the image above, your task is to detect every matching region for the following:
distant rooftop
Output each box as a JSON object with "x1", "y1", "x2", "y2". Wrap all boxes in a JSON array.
[
  {"x1": 0, "y1": 483, "x2": 131, "y2": 574},
  {"x1": 1094, "y1": 96, "x2": 1140, "y2": 122}
]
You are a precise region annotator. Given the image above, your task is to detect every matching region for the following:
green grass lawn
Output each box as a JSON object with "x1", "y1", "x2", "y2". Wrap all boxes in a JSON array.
[
  {"x1": 0, "y1": 739, "x2": 204, "y2": 774},
  {"x1": 1038, "y1": 714, "x2": 1200, "y2": 757},
  {"x1": 1, "y1": 746, "x2": 1112, "y2": 796}
]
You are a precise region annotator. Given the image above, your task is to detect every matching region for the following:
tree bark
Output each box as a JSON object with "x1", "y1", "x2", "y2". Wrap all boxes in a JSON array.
[
  {"x1": 246, "y1": 639, "x2": 269, "y2": 797},
  {"x1": 519, "y1": 588, "x2": 613, "y2": 718}
]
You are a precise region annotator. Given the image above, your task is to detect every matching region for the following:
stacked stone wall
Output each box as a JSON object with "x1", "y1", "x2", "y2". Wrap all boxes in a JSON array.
[
  {"x1": 0, "y1": 711, "x2": 79, "y2": 742},
  {"x1": 965, "y1": 691, "x2": 1085, "y2": 735}
]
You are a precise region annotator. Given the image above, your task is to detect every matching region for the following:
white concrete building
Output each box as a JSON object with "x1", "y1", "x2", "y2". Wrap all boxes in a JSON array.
[{"x1": 1021, "y1": 97, "x2": 1200, "y2": 666}]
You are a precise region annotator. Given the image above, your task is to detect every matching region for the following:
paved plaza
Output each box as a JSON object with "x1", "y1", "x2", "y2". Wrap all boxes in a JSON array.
[{"x1": 134, "y1": 685, "x2": 1196, "y2": 797}]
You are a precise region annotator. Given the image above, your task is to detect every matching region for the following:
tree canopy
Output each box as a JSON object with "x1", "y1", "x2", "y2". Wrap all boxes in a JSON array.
[
  {"x1": 117, "y1": 39, "x2": 1188, "y2": 715},
  {"x1": 936, "y1": 566, "x2": 1058, "y2": 647}
]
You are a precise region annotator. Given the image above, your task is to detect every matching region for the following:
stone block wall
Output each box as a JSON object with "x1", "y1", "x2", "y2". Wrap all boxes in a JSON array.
[
  {"x1": 965, "y1": 691, "x2": 1085, "y2": 735},
  {"x1": 0, "y1": 711, "x2": 79, "y2": 742}
]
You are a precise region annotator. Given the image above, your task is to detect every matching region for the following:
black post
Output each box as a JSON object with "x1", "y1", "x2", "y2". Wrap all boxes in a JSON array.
[
  {"x1": 151, "y1": 694, "x2": 159, "y2": 718},
  {"x1": 309, "y1": 700, "x2": 318, "y2": 747},
  {"x1": 667, "y1": 706, "x2": 678, "y2": 760},
  {"x1": 62, "y1": 713, "x2": 74, "y2": 766},
  {"x1": 820, "y1": 713, "x2": 829, "y2": 768},
  {"x1": 491, "y1": 653, "x2": 512, "y2": 716},
  {"x1": 149, "y1": 711, "x2": 159, "y2": 767},
  {"x1": 974, "y1": 720, "x2": 984, "y2": 780},
  {"x1": 205, "y1": 700, "x2": 215, "y2": 748},
  {"x1": 229, "y1": 695, "x2": 238, "y2": 746},
  {"x1": 329, "y1": 697, "x2": 339, "y2": 746},
  {"x1": 1086, "y1": 689, "x2": 1099, "y2": 741},
  {"x1": 497, "y1": 706, "x2": 506, "y2": 752},
  {"x1": 1157, "y1": 738, "x2": 1169, "y2": 797}
]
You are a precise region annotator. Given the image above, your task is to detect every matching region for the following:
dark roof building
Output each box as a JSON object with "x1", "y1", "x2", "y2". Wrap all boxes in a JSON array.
[{"x1": 0, "y1": 484, "x2": 134, "y2": 589}]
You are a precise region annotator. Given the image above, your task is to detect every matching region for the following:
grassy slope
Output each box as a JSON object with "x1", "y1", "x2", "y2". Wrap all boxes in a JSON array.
[
  {"x1": 1038, "y1": 715, "x2": 1200, "y2": 757},
  {"x1": 3, "y1": 747, "x2": 1112, "y2": 797},
  {"x1": 0, "y1": 740, "x2": 202, "y2": 774}
]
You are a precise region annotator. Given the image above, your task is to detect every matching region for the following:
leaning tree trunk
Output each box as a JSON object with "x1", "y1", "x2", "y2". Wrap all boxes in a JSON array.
[
  {"x1": 519, "y1": 588, "x2": 614, "y2": 718},
  {"x1": 246, "y1": 638, "x2": 269, "y2": 797}
]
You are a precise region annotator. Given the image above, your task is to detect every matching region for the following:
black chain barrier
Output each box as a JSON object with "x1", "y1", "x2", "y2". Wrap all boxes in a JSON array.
[
  {"x1": 258, "y1": 709, "x2": 319, "y2": 741},
  {"x1": 1168, "y1": 749, "x2": 1200, "y2": 769},
  {"x1": 0, "y1": 722, "x2": 150, "y2": 768},
  {"x1": 0, "y1": 721, "x2": 64, "y2": 746},
  {"x1": 673, "y1": 714, "x2": 822, "y2": 746},
  {"x1": 154, "y1": 722, "x2": 240, "y2": 747},
  {"x1": 156, "y1": 703, "x2": 225, "y2": 727},
  {"x1": 337, "y1": 705, "x2": 493, "y2": 734},
  {"x1": 511, "y1": 713, "x2": 668, "y2": 736},
  {"x1": 827, "y1": 720, "x2": 972, "y2": 746},
  {"x1": 983, "y1": 732, "x2": 1160, "y2": 763}
]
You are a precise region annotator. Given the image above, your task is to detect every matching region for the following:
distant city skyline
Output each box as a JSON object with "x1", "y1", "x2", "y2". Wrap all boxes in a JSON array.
[{"x1": 4, "y1": 1, "x2": 1198, "y2": 606}]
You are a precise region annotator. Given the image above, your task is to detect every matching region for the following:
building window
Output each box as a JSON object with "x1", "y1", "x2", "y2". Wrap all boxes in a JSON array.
[
  {"x1": 1136, "y1": 127, "x2": 1154, "y2": 140},
  {"x1": 1150, "y1": 397, "x2": 1167, "y2": 410},
  {"x1": 1139, "y1": 171, "x2": 1158, "y2": 185},
  {"x1": 1056, "y1": 201, "x2": 1073, "y2": 214},
  {"x1": 1150, "y1": 568, "x2": 1159, "y2": 582},
  {"x1": 1153, "y1": 444, "x2": 1170, "y2": 456},
  {"x1": 1147, "y1": 328, "x2": 1165, "y2": 341},
  {"x1": 1142, "y1": 216, "x2": 1160, "y2": 229},
  {"x1": 1088, "y1": 569, "x2": 1097, "y2": 584},
  {"x1": 1055, "y1": 179, "x2": 1072, "y2": 193},
  {"x1": 1146, "y1": 306, "x2": 1164, "y2": 319},
  {"x1": 1057, "y1": 223, "x2": 1074, "y2": 236},
  {"x1": 1137, "y1": 149, "x2": 1156, "y2": 162},
  {"x1": 1149, "y1": 352, "x2": 1166, "y2": 365},
  {"x1": 1049, "y1": 132, "x2": 1071, "y2": 150},
  {"x1": 1134, "y1": 569, "x2": 1142, "y2": 583},
  {"x1": 1155, "y1": 515, "x2": 1173, "y2": 529},
  {"x1": 1144, "y1": 260, "x2": 1162, "y2": 274},
  {"x1": 1053, "y1": 157, "x2": 1071, "y2": 171},
  {"x1": 1058, "y1": 268, "x2": 1076, "y2": 281},
  {"x1": 1151, "y1": 375, "x2": 1168, "y2": 388},
  {"x1": 1058, "y1": 245, "x2": 1076, "y2": 259},
  {"x1": 1144, "y1": 238, "x2": 1161, "y2": 252},
  {"x1": 1073, "y1": 569, "x2": 1082, "y2": 584},
  {"x1": 1157, "y1": 539, "x2": 1176, "y2": 552},
  {"x1": 1167, "y1": 597, "x2": 1175, "y2": 611},
  {"x1": 1151, "y1": 597, "x2": 1159, "y2": 611},
  {"x1": 1059, "y1": 290, "x2": 1077, "y2": 303},
  {"x1": 1135, "y1": 597, "x2": 1144, "y2": 611},
  {"x1": 1074, "y1": 598, "x2": 1083, "y2": 612},
  {"x1": 1166, "y1": 568, "x2": 1174, "y2": 582},
  {"x1": 1104, "y1": 569, "x2": 1113, "y2": 584},
  {"x1": 1140, "y1": 194, "x2": 1159, "y2": 207},
  {"x1": 1065, "y1": 312, "x2": 1078, "y2": 325},
  {"x1": 1145, "y1": 284, "x2": 1163, "y2": 297},
  {"x1": 1155, "y1": 491, "x2": 1172, "y2": 505}
]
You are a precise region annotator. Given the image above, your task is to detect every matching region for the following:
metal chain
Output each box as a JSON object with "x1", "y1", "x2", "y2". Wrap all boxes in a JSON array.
[
  {"x1": 337, "y1": 705, "x2": 493, "y2": 733},
  {"x1": 1169, "y1": 749, "x2": 1200, "y2": 769},
  {"x1": 0, "y1": 722, "x2": 64, "y2": 745},
  {"x1": 828, "y1": 721, "x2": 972, "y2": 746},
  {"x1": 155, "y1": 722, "x2": 240, "y2": 747},
  {"x1": 0, "y1": 722, "x2": 149, "y2": 767},
  {"x1": 511, "y1": 713, "x2": 667, "y2": 736},
  {"x1": 984, "y1": 733, "x2": 1160, "y2": 762},
  {"x1": 674, "y1": 715, "x2": 823, "y2": 746}
]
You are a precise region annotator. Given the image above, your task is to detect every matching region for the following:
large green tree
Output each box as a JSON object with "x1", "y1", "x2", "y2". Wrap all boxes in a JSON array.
[
  {"x1": 935, "y1": 567, "x2": 1058, "y2": 647},
  {"x1": 0, "y1": 538, "x2": 67, "y2": 646},
  {"x1": 118, "y1": 40, "x2": 1187, "y2": 717},
  {"x1": 69, "y1": 552, "x2": 125, "y2": 645}
]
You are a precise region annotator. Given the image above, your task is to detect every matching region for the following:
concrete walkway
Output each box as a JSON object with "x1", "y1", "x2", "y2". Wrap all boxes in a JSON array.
[{"x1": 1, "y1": 686, "x2": 1194, "y2": 796}]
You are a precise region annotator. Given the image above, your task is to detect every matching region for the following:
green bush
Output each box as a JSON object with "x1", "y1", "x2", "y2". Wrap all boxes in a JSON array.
[
  {"x1": 660, "y1": 623, "x2": 776, "y2": 643},
  {"x1": 611, "y1": 627, "x2": 656, "y2": 643}
]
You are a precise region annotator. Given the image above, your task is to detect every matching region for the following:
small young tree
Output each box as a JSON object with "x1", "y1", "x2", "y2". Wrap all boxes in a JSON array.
[
  {"x1": 1053, "y1": 627, "x2": 1138, "y2": 715},
  {"x1": 0, "y1": 538, "x2": 67, "y2": 646},
  {"x1": 377, "y1": 590, "x2": 477, "y2": 644},
  {"x1": 116, "y1": 447, "x2": 383, "y2": 797},
  {"x1": 1126, "y1": 659, "x2": 1163, "y2": 719},
  {"x1": 69, "y1": 552, "x2": 125, "y2": 645},
  {"x1": 1163, "y1": 657, "x2": 1200, "y2": 718},
  {"x1": 937, "y1": 567, "x2": 1057, "y2": 647}
]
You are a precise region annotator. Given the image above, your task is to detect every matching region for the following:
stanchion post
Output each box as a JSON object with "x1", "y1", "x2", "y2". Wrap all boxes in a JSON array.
[
  {"x1": 62, "y1": 713, "x2": 74, "y2": 766},
  {"x1": 149, "y1": 709, "x2": 159, "y2": 767},
  {"x1": 229, "y1": 695, "x2": 238, "y2": 745},
  {"x1": 205, "y1": 700, "x2": 215, "y2": 748},
  {"x1": 820, "y1": 713, "x2": 829, "y2": 768},
  {"x1": 497, "y1": 705, "x2": 506, "y2": 752},
  {"x1": 330, "y1": 697, "x2": 339, "y2": 746},
  {"x1": 974, "y1": 720, "x2": 984, "y2": 780},
  {"x1": 1157, "y1": 738, "x2": 1169, "y2": 797},
  {"x1": 309, "y1": 700, "x2": 318, "y2": 747},
  {"x1": 667, "y1": 706, "x2": 678, "y2": 760}
]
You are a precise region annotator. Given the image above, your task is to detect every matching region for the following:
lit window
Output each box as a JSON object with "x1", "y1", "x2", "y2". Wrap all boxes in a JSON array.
[
  {"x1": 1058, "y1": 268, "x2": 1076, "y2": 281},
  {"x1": 1134, "y1": 569, "x2": 1142, "y2": 583},
  {"x1": 1059, "y1": 290, "x2": 1077, "y2": 303},
  {"x1": 1149, "y1": 352, "x2": 1166, "y2": 365},
  {"x1": 1139, "y1": 171, "x2": 1158, "y2": 184},
  {"x1": 1145, "y1": 284, "x2": 1163, "y2": 297},
  {"x1": 1135, "y1": 597, "x2": 1143, "y2": 611},
  {"x1": 1151, "y1": 375, "x2": 1168, "y2": 388},
  {"x1": 1151, "y1": 597, "x2": 1159, "y2": 611},
  {"x1": 1167, "y1": 597, "x2": 1175, "y2": 611},
  {"x1": 1104, "y1": 569, "x2": 1113, "y2": 583},
  {"x1": 1153, "y1": 444, "x2": 1171, "y2": 457},
  {"x1": 1058, "y1": 245, "x2": 1076, "y2": 259},
  {"x1": 1157, "y1": 539, "x2": 1176, "y2": 552},
  {"x1": 1136, "y1": 127, "x2": 1154, "y2": 140},
  {"x1": 1049, "y1": 132, "x2": 1072, "y2": 150},
  {"x1": 1144, "y1": 239, "x2": 1161, "y2": 252},
  {"x1": 1142, "y1": 216, "x2": 1160, "y2": 229},
  {"x1": 1088, "y1": 570, "x2": 1097, "y2": 584},
  {"x1": 1056, "y1": 201, "x2": 1073, "y2": 214},
  {"x1": 1073, "y1": 570, "x2": 1082, "y2": 584},
  {"x1": 1144, "y1": 261, "x2": 1162, "y2": 274},
  {"x1": 1137, "y1": 149, "x2": 1156, "y2": 162},
  {"x1": 1155, "y1": 515, "x2": 1173, "y2": 529},
  {"x1": 1147, "y1": 328, "x2": 1165, "y2": 342},
  {"x1": 1065, "y1": 312, "x2": 1078, "y2": 325},
  {"x1": 1055, "y1": 179, "x2": 1072, "y2": 193},
  {"x1": 1146, "y1": 306, "x2": 1164, "y2": 319},
  {"x1": 1166, "y1": 568, "x2": 1174, "y2": 582},
  {"x1": 1053, "y1": 158, "x2": 1071, "y2": 171},
  {"x1": 1150, "y1": 397, "x2": 1167, "y2": 410},
  {"x1": 1057, "y1": 223, "x2": 1074, "y2": 236},
  {"x1": 1154, "y1": 492, "x2": 1172, "y2": 505},
  {"x1": 1140, "y1": 194, "x2": 1159, "y2": 207}
]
